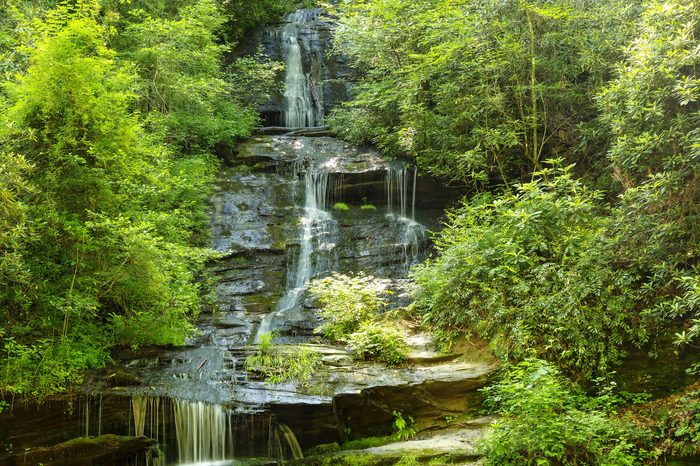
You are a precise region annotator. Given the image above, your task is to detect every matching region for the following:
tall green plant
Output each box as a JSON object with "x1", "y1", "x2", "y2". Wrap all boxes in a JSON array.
[
  {"x1": 120, "y1": 0, "x2": 258, "y2": 153},
  {"x1": 597, "y1": 0, "x2": 700, "y2": 349},
  {"x1": 329, "y1": 0, "x2": 641, "y2": 184}
]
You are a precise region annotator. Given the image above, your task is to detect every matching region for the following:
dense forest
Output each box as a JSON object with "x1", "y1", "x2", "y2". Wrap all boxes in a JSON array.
[{"x1": 1, "y1": 0, "x2": 699, "y2": 464}]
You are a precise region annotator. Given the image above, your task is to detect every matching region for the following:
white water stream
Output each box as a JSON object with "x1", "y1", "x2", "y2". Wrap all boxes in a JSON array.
[
  {"x1": 255, "y1": 168, "x2": 336, "y2": 340},
  {"x1": 283, "y1": 12, "x2": 316, "y2": 127},
  {"x1": 385, "y1": 162, "x2": 426, "y2": 269}
]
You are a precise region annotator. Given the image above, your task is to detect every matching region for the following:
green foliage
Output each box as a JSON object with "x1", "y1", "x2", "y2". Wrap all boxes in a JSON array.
[
  {"x1": 1, "y1": 332, "x2": 110, "y2": 397},
  {"x1": 348, "y1": 321, "x2": 409, "y2": 366},
  {"x1": 310, "y1": 273, "x2": 410, "y2": 365},
  {"x1": 305, "y1": 442, "x2": 341, "y2": 456},
  {"x1": 392, "y1": 410, "x2": 416, "y2": 441},
  {"x1": 394, "y1": 455, "x2": 419, "y2": 466},
  {"x1": 227, "y1": 51, "x2": 284, "y2": 108},
  {"x1": 222, "y1": 0, "x2": 316, "y2": 39},
  {"x1": 118, "y1": 0, "x2": 258, "y2": 153},
  {"x1": 309, "y1": 273, "x2": 387, "y2": 341},
  {"x1": 330, "y1": 0, "x2": 642, "y2": 184},
  {"x1": 244, "y1": 332, "x2": 322, "y2": 384},
  {"x1": 638, "y1": 383, "x2": 700, "y2": 460},
  {"x1": 360, "y1": 204, "x2": 377, "y2": 211},
  {"x1": 0, "y1": 2, "x2": 219, "y2": 398},
  {"x1": 598, "y1": 0, "x2": 700, "y2": 186},
  {"x1": 332, "y1": 202, "x2": 350, "y2": 212},
  {"x1": 414, "y1": 165, "x2": 652, "y2": 379},
  {"x1": 480, "y1": 359, "x2": 647, "y2": 465},
  {"x1": 596, "y1": 0, "x2": 700, "y2": 350},
  {"x1": 0, "y1": 152, "x2": 32, "y2": 316},
  {"x1": 340, "y1": 436, "x2": 395, "y2": 450}
]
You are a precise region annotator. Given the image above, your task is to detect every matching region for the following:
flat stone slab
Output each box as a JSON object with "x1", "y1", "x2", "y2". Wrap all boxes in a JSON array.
[
  {"x1": 363, "y1": 421, "x2": 491, "y2": 457},
  {"x1": 237, "y1": 135, "x2": 389, "y2": 173},
  {"x1": 296, "y1": 421, "x2": 493, "y2": 465}
]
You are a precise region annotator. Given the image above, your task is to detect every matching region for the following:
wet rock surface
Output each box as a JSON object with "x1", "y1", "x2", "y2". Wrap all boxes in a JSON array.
[
  {"x1": 0, "y1": 434, "x2": 157, "y2": 466},
  {"x1": 298, "y1": 419, "x2": 493, "y2": 465}
]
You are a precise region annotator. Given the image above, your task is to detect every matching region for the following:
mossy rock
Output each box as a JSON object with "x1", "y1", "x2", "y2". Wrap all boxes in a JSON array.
[
  {"x1": 105, "y1": 370, "x2": 141, "y2": 388},
  {"x1": 2, "y1": 434, "x2": 157, "y2": 466}
]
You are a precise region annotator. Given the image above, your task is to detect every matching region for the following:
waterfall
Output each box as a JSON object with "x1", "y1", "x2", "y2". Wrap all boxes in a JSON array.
[
  {"x1": 398, "y1": 217, "x2": 427, "y2": 270},
  {"x1": 131, "y1": 397, "x2": 167, "y2": 445},
  {"x1": 276, "y1": 423, "x2": 304, "y2": 460},
  {"x1": 283, "y1": 12, "x2": 316, "y2": 128},
  {"x1": 133, "y1": 397, "x2": 148, "y2": 437},
  {"x1": 256, "y1": 166, "x2": 336, "y2": 341},
  {"x1": 173, "y1": 400, "x2": 228, "y2": 464},
  {"x1": 385, "y1": 162, "x2": 426, "y2": 269},
  {"x1": 386, "y1": 162, "x2": 418, "y2": 220}
]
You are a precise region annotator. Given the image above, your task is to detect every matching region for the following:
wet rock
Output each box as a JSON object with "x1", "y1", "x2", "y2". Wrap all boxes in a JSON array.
[
  {"x1": 235, "y1": 8, "x2": 355, "y2": 125},
  {"x1": 295, "y1": 422, "x2": 491, "y2": 465},
  {"x1": 255, "y1": 126, "x2": 332, "y2": 137},
  {"x1": 0, "y1": 434, "x2": 157, "y2": 466},
  {"x1": 105, "y1": 371, "x2": 141, "y2": 388}
]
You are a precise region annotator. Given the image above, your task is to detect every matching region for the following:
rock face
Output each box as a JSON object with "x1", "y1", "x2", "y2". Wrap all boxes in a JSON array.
[
  {"x1": 211, "y1": 134, "x2": 447, "y2": 344},
  {"x1": 297, "y1": 419, "x2": 493, "y2": 465},
  {"x1": 235, "y1": 9, "x2": 356, "y2": 127}
]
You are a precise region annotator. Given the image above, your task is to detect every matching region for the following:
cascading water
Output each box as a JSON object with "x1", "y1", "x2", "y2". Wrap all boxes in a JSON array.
[
  {"x1": 275, "y1": 423, "x2": 304, "y2": 460},
  {"x1": 385, "y1": 161, "x2": 427, "y2": 269},
  {"x1": 119, "y1": 396, "x2": 305, "y2": 464},
  {"x1": 386, "y1": 161, "x2": 418, "y2": 221},
  {"x1": 256, "y1": 164, "x2": 337, "y2": 341},
  {"x1": 282, "y1": 11, "x2": 316, "y2": 127},
  {"x1": 173, "y1": 400, "x2": 228, "y2": 464}
]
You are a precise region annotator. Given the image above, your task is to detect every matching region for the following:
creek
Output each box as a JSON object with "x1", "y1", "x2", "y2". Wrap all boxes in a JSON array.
[{"x1": 0, "y1": 9, "x2": 494, "y2": 466}]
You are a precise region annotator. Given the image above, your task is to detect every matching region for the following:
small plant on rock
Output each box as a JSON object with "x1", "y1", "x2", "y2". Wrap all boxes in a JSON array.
[
  {"x1": 310, "y1": 273, "x2": 410, "y2": 365},
  {"x1": 393, "y1": 410, "x2": 416, "y2": 441},
  {"x1": 348, "y1": 321, "x2": 409, "y2": 366},
  {"x1": 245, "y1": 331, "x2": 320, "y2": 384}
]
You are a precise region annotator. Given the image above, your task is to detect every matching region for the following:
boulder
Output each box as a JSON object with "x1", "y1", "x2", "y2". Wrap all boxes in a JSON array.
[{"x1": 0, "y1": 434, "x2": 157, "y2": 466}]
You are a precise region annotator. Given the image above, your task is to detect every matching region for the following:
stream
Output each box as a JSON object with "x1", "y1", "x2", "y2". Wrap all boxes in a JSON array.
[{"x1": 0, "y1": 9, "x2": 493, "y2": 466}]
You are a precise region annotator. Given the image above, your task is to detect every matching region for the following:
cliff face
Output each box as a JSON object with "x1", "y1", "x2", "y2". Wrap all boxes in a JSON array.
[{"x1": 236, "y1": 9, "x2": 356, "y2": 127}]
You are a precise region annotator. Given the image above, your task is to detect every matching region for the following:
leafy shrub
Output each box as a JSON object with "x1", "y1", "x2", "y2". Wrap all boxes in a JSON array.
[
  {"x1": 333, "y1": 202, "x2": 350, "y2": 212},
  {"x1": 628, "y1": 382, "x2": 700, "y2": 460},
  {"x1": 480, "y1": 359, "x2": 647, "y2": 465},
  {"x1": 360, "y1": 204, "x2": 377, "y2": 211},
  {"x1": 0, "y1": 333, "x2": 110, "y2": 398},
  {"x1": 0, "y1": 1, "x2": 229, "y2": 399},
  {"x1": 244, "y1": 332, "x2": 321, "y2": 384},
  {"x1": 392, "y1": 410, "x2": 416, "y2": 441},
  {"x1": 348, "y1": 321, "x2": 409, "y2": 366},
  {"x1": 309, "y1": 273, "x2": 388, "y2": 341},
  {"x1": 413, "y1": 165, "x2": 652, "y2": 379},
  {"x1": 310, "y1": 273, "x2": 410, "y2": 365}
]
